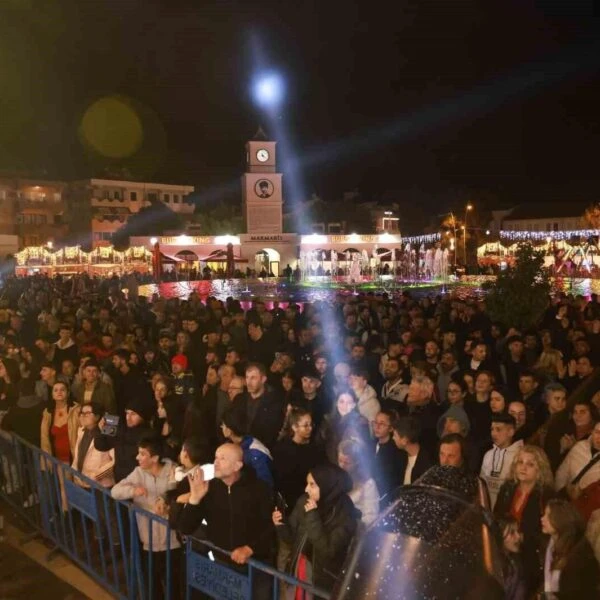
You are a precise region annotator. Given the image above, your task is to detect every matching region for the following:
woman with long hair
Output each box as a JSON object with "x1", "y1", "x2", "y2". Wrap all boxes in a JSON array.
[
  {"x1": 40, "y1": 381, "x2": 80, "y2": 464},
  {"x1": 317, "y1": 389, "x2": 370, "y2": 464},
  {"x1": 273, "y1": 463, "x2": 359, "y2": 594},
  {"x1": 541, "y1": 498, "x2": 600, "y2": 597},
  {"x1": 494, "y1": 445, "x2": 555, "y2": 596},
  {"x1": 151, "y1": 378, "x2": 184, "y2": 460},
  {"x1": 273, "y1": 409, "x2": 324, "y2": 515},
  {"x1": 337, "y1": 437, "x2": 379, "y2": 527}
]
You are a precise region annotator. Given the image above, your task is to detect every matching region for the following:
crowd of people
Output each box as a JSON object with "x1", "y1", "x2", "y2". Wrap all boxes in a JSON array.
[{"x1": 1, "y1": 272, "x2": 600, "y2": 598}]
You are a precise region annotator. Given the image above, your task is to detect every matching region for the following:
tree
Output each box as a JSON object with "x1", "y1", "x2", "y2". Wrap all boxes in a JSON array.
[
  {"x1": 112, "y1": 202, "x2": 184, "y2": 249},
  {"x1": 483, "y1": 243, "x2": 550, "y2": 330}
]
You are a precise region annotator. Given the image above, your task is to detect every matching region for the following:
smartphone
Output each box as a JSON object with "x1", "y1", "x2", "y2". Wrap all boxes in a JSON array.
[
  {"x1": 274, "y1": 491, "x2": 288, "y2": 515},
  {"x1": 101, "y1": 414, "x2": 120, "y2": 436},
  {"x1": 175, "y1": 463, "x2": 215, "y2": 482}
]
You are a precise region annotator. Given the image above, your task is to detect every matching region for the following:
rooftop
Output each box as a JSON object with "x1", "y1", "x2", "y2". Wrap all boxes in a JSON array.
[{"x1": 504, "y1": 202, "x2": 589, "y2": 221}]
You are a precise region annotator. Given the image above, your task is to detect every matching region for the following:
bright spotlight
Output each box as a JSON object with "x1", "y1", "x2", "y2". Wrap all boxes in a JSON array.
[{"x1": 253, "y1": 73, "x2": 284, "y2": 109}]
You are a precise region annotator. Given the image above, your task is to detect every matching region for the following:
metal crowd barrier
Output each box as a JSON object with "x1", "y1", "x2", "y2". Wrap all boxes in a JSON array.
[{"x1": 0, "y1": 431, "x2": 331, "y2": 600}]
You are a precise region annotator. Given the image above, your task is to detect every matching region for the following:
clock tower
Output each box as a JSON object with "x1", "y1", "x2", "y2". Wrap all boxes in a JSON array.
[{"x1": 242, "y1": 127, "x2": 283, "y2": 234}]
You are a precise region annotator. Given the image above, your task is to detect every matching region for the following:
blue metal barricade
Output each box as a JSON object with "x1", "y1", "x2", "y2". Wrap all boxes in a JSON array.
[
  {"x1": 1, "y1": 432, "x2": 332, "y2": 600},
  {"x1": 185, "y1": 538, "x2": 331, "y2": 600}
]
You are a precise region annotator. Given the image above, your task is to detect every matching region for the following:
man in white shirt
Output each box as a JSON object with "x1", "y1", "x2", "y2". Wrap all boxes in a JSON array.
[{"x1": 480, "y1": 414, "x2": 523, "y2": 508}]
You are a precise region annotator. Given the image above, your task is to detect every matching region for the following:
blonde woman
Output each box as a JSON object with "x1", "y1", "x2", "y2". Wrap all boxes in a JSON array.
[{"x1": 494, "y1": 445, "x2": 555, "y2": 596}]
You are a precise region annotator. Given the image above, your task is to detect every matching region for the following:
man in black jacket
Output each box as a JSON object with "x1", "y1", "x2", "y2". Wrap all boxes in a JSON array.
[
  {"x1": 178, "y1": 443, "x2": 274, "y2": 598},
  {"x1": 231, "y1": 363, "x2": 285, "y2": 450},
  {"x1": 95, "y1": 397, "x2": 154, "y2": 482}
]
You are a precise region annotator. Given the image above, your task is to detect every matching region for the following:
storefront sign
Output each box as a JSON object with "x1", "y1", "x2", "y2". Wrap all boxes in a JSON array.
[
  {"x1": 160, "y1": 236, "x2": 212, "y2": 245},
  {"x1": 248, "y1": 234, "x2": 284, "y2": 242},
  {"x1": 329, "y1": 235, "x2": 378, "y2": 243}
]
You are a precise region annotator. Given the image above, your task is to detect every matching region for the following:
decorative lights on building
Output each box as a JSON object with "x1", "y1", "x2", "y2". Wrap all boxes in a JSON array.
[{"x1": 500, "y1": 229, "x2": 600, "y2": 242}]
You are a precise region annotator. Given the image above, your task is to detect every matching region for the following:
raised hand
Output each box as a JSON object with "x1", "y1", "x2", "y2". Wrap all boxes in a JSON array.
[{"x1": 188, "y1": 467, "x2": 209, "y2": 504}]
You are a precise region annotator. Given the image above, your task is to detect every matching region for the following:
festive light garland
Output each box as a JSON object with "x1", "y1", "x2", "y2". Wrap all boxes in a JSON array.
[{"x1": 500, "y1": 229, "x2": 600, "y2": 241}]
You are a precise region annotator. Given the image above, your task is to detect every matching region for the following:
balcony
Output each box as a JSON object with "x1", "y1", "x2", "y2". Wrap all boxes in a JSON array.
[{"x1": 17, "y1": 198, "x2": 66, "y2": 212}]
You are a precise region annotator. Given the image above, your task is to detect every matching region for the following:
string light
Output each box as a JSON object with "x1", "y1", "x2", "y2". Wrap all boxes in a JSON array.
[{"x1": 500, "y1": 229, "x2": 600, "y2": 242}]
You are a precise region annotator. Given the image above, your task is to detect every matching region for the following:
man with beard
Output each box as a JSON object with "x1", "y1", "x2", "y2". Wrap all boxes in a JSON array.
[
  {"x1": 380, "y1": 356, "x2": 409, "y2": 411},
  {"x1": 231, "y1": 363, "x2": 285, "y2": 450}
]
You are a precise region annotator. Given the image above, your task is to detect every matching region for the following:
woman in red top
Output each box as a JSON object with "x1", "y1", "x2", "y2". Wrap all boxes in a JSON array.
[
  {"x1": 40, "y1": 381, "x2": 80, "y2": 463},
  {"x1": 494, "y1": 445, "x2": 555, "y2": 596}
]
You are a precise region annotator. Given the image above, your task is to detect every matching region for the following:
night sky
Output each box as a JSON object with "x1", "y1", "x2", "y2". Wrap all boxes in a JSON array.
[{"x1": 1, "y1": 0, "x2": 598, "y2": 208}]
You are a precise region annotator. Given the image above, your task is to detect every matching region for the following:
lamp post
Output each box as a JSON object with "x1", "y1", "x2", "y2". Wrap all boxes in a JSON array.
[
  {"x1": 449, "y1": 212, "x2": 458, "y2": 267},
  {"x1": 463, "y1": 204, "x2": 473, "y2": 267}
]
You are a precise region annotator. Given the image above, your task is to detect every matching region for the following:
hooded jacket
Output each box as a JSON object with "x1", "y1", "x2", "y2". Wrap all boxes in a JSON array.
[
  {"x1": 480, "y1": 439, "x2": 523, "y2": 509},
  {"x1": 276, "y1": 463, "x2": 359, "y2": 590},
  {"x1": 111, "y1": 459, "x2": 179, "y2": 552},
  {"x1": 436, "y1": 404, "x2": 471, "y2": 437}
]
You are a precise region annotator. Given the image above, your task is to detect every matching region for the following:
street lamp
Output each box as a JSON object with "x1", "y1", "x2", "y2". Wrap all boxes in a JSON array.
[{"x1": 464, "y1": 204, "x2": 473, "y2": 267}]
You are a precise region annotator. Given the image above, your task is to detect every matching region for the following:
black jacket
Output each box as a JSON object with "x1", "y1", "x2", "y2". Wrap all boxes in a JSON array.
[
  {"x1": 232, "y1": 388, "x2": 285, "y2": 450},
  {"x1": 277, "y1": 493, "x2": 358, "y2": 590},
  {"x1": 272, "y1": 438, "x2": 325, "y2": 514},
  {"x1": 95, "y1": 422, "x2": 154, "y2": 483},
  {"x1": 178, "y1": 470, "x2": 274, "y2": 560},
  {"x1": 371, "y1": 439, "x2": 405, "y2": 504},
  {"x1": 554, "y1": 537, "x2": 600, "y2": 598},
  {"x1": 397, "y1": 446, "x2": 434, "y2": 485},
  {"x1": 494, "y1": 481, "x2": 554, "y2": 596}
]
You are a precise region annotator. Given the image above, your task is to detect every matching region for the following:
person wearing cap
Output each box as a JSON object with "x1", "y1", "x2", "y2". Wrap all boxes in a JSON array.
[
  {"x1": 171, "y1": 354, "x2": 195, "y2": 406},
  {"x1": 95, "y1": 396, "x2": 155, "y2": 483},
  {"x1": 74, "y1": 358, "x2": 116, "y2": 414},
  {"x1": 293, "y1": 364, "x2": 330, "y2": 431}
]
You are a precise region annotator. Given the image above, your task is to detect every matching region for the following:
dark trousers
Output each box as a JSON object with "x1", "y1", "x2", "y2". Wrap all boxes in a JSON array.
[{"x1": 141, "y1": 548, "x2": 182, "y2": 600}]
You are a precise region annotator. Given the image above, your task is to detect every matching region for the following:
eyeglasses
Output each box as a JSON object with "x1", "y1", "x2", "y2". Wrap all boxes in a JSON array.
[{"x1": 80, "y1": 411, "x2": 93, "y2": 416}]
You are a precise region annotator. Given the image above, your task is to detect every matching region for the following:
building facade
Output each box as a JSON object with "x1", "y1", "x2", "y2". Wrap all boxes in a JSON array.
[
  {"x1": 69, "y1": 179, "x2": 195, "y2": 248},
  {"x1": 0, "y1": 177, "x2": 68, "y2": 247}
]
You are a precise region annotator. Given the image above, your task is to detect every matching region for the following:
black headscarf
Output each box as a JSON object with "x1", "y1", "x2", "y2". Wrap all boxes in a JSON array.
[{"x1": 310, "y1": 463, "x2": 353, "y2": 517}]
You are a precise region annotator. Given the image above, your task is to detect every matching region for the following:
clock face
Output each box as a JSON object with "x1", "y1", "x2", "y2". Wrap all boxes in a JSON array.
[
  {"x1": 255, "y1": 179, "x2": 274, "y2": 198},
  {"x1": 256, "y1": 149, "x2": 270, "y2": 162}
]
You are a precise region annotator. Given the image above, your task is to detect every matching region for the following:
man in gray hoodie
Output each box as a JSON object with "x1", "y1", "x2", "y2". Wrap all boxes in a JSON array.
[{"x1": 111, "y1": 436, "x2": 180, "y2": 598}]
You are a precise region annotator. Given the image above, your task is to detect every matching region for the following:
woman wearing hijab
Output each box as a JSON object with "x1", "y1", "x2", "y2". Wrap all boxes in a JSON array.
[{"x1": 272, "y1": 463, "x2": 359, "y2": 595}]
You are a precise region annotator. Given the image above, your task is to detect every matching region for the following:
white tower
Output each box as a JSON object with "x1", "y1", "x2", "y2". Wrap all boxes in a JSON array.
[{"x1": 242, "y1": 127, "x2": 283, "y2": 233}]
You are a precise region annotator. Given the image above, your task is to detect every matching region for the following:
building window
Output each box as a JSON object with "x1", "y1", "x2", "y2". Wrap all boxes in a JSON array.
[
  {"x1": 130, "y1": 191, "x2": 137, "y2": 201},
  {"x1": 147, "y1": 193, "x2": 158, "y2": 202},
  {"x1": 173, "y1": 194, "x2": 180, "y2": 203},
  {"x1": 163, "y1": 194, "x2": 170, "y2": 202},
  {"x1": 103, "y1": 190, "x2": 110, "y2": 199},
  {"x1": 114, "y1": 191, "x2": 121, "y2": 200},
  {"x1": 554, "y1": 223, "x2": 559, "y2": 231}
]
